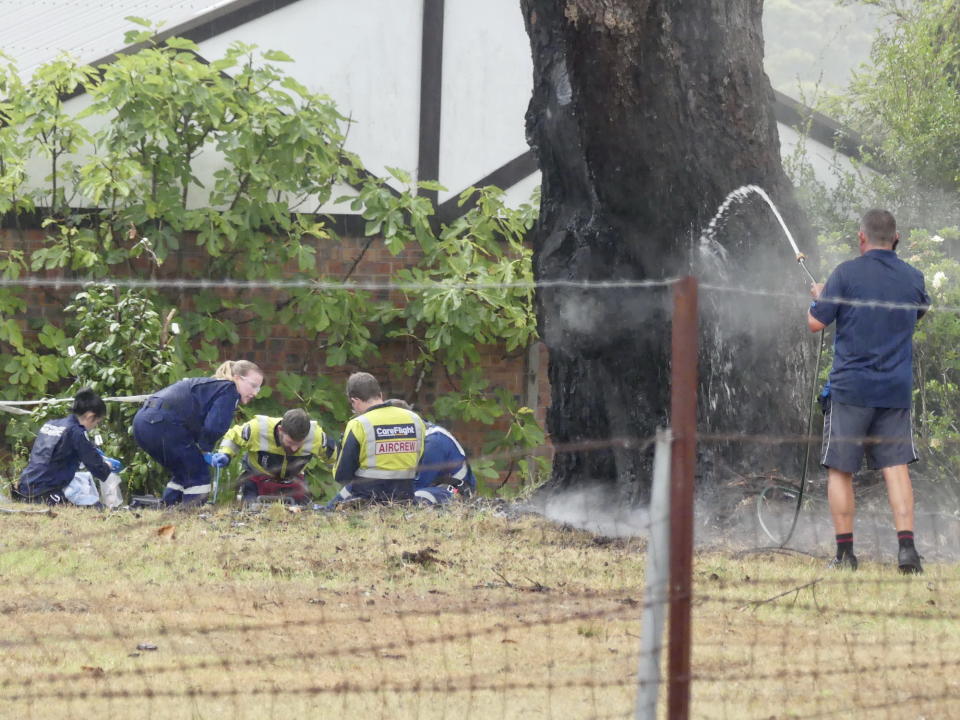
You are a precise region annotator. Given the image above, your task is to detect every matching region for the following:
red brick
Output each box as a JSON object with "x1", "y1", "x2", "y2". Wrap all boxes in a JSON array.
[{"x1": 1, "y1": 227, "x2": 553, "y2": 486}]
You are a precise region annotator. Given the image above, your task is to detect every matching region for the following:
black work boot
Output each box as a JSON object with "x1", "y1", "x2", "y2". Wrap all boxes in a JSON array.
[
  {"x1": 898, "y1": 546, "x2": 923, "y2": 575},
  {"x1": 827, "y1": 553, "x2": 858, "y2": 571}
]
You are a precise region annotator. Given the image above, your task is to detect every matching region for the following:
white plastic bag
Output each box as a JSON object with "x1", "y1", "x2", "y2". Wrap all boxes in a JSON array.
[
  {"x1": 64, "y1": 471, "x2": 100, "y2": 505},
  {"x1": 99, "y1": 472, "x2": 124, "y2": 509}
]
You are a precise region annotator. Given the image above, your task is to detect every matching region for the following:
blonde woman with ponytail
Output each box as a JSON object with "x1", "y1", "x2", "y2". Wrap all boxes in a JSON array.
[
  {"x1": 213, "y1": 360, "x2": 262, "y2": 404},
  {"x1": 133, "y1": 360, "x2": 264, "y2": 506}
]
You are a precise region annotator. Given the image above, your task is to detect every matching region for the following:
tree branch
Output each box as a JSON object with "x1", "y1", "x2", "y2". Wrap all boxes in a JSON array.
[{"x1": 739, "y1": 577, "x2": 823, "y2": 611}]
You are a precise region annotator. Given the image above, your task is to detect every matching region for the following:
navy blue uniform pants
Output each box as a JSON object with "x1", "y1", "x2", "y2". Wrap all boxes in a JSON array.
[{"x1": 133, "y1": 410, "x2": 211, "y2": 506}]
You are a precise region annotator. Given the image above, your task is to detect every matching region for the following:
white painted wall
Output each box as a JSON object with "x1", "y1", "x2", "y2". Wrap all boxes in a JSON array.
[
  {"x1": 199, "y1": 0, "x2": 423, "y2": 195},
  {"x1": 8, "y1": 0, "x2": 862, "y2": 218},
  {"x1": 778, "y1": 124, "x2": 871, "y2": 191},
  {"x1": 438, "y1": 0, "x2": 533, "y2": 202},
  {"x1": 502, "y1": 171, "x2": 540, "y2": 210}
]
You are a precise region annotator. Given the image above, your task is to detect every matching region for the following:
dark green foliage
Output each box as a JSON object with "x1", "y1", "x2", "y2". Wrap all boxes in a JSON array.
[
  {"x1": 0, "y1": 29, "x2": 546, "y2": 498},
  {"x1": 787, "y1": 1, "x2": 960, "y2": 478}
]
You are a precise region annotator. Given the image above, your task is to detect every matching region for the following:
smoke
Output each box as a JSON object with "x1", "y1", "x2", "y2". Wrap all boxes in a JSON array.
[
  {"x1": 707, "y1": 472, "x2": 960, "y2": 563},
  {"x1": 546, "y1": 283, "x2": 671, "y2": 355},
  {"x1": 529, "y1": 484, "x2": 651, "y2": 538},
  {"x1": 556, "y1": 293, "x2": 608, "y2": 339},
  {"x1": 531, "y1": 474, "x2": 960, "y2": 563}
]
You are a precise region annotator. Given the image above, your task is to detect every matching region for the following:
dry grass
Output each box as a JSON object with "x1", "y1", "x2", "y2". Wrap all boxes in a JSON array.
[
  {"x1": 690, "y1": 550, "x2": 960, "y2": 719},
  {"x1": 0, "y1": 501, "x2": 958, "y2": 719},
  {"x1": 0, "y1": 502, "x2": 644, "y2": 720}
]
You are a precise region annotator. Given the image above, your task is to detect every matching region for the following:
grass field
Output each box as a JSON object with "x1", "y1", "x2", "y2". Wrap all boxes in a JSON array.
[{"x1": 0, "y1": 499, "x2": 958, "y2": 719}]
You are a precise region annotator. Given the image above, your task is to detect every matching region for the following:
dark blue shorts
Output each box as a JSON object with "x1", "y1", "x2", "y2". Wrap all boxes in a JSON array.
[{"x1": 821, "y1": 399, "x2": 918, "y2": 473}]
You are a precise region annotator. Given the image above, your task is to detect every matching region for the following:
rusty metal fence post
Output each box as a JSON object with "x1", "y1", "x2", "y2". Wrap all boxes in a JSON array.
[{"x1": 668, "y1": 276, "x2": 698, "y2": 720}]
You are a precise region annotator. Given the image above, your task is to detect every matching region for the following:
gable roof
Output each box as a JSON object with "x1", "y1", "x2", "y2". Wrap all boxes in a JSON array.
[
  {"x1": 1, "y1": 0, "x2": 312, "y2": 81},
  {"x1": 0, "y1": 1, "x2": 235, "y2": 77},
  {"x1": 1, "y1": 0, "x2": 873, "y2": 224}
]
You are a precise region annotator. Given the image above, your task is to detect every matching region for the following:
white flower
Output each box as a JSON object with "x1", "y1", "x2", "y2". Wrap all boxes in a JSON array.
[
  {"x1": 932, "y1": 271, "x2": 947, "y2": 290},
  {"x1": 931, "y1": 235, "x2": 945, "y2": 243}
]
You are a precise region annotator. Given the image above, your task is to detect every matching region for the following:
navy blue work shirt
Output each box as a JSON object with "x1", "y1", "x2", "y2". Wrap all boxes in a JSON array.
[
  {"x1": 811, "y1": 249, "x2": 929, "y2": 408},
  {"x1": 415, "y1": 424, "x2": 476, "y2": 491},
  {"x1": 141, "y1": 377, "x2": 239, "y2": 451},
  {"x1": 18, "y1": 414, "x2": 112, "y2": 497}
]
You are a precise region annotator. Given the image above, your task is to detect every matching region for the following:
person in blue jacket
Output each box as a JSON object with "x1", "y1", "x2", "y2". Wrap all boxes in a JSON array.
[
  {"x1": 134, "y1": 360, "x2": 263, "y2": 506},
  {"x1": 388, "y1": 399, "x2": 476, "y2": 504},
  {"x1": 14, "y1": 388, "x2": 123, "y2": 505}
]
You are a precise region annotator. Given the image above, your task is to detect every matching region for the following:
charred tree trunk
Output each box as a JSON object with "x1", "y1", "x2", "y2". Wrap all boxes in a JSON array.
[{"x1": 522, "y1": 0, "x2": 816, "y2": 500}]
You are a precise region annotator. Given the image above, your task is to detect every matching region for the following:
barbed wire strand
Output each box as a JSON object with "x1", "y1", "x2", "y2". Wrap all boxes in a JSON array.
[
  {"x1": 0, "y1": 590, "x2": 647, "y2": 654},
  {"x1": 0, "y1": 603, "x2": 639, "y2": 693},
  {"x1": 694, "y1": 656, "x2": 960, "y2": 684},
  {"x1": 0, "y1": 273, "x2": 952, "y2": 314},
  {"x1": 3, "y1": 675, "x2": 640, "y2": 705}
]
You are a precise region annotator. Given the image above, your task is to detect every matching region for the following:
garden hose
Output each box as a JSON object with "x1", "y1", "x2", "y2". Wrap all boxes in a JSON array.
[{"x1": 776, "y1": 327, "x2": 826, "y2": 548}]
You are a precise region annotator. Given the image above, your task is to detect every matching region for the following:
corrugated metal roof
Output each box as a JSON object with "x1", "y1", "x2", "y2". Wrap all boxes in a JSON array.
[{"x1": 0, "y1": 0, "x2": 231, "y2": 77}]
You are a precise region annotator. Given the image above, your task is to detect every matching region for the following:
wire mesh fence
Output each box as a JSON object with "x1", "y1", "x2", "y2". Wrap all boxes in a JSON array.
[
  {"x1": 0, "y1": 500, "x2": 651, "y2": 719},
  {"x1": 2, "y1": 441, "x2": 958, "y2": 719},
  {"x1": 2, "y1": 274, "x2": 959, "y2": 719}
]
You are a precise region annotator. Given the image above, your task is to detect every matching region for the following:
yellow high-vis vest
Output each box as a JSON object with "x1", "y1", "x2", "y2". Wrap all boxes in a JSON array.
[
  {"x1": 340, "y1": 405, "x2": 425, "y2": 480},
  {"x1": 219, "y1": 415, "x2": 334, "y2": 480}
]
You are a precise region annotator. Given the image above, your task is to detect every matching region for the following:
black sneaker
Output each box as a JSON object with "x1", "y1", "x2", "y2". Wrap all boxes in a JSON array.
[
  {"x1": 898, "y1": 546, "x2": 923, "y2": 575},
  {"x1": 828, "y1": 554, "x2": 858, "y2": 570}
]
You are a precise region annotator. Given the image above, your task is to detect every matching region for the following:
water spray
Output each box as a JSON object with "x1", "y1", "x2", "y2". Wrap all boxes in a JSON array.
[
  {"x1": 704, "y1": 185, "x2": 825, "y2": 550},
  {"x1": 703, "y1": 184, "x2": 818, "y2": 285},
  {"x1": 742, "y1": 185, "x2": 818, "y2": 286}
]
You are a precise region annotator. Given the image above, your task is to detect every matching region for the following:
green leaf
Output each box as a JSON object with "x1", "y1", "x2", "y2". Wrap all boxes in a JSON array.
[
  {"x1": 386, "y1": 166, "x2": 412, "y2": 184},
  {"x1": 262, "y1": 50, "x2": 295, "y2": 63},
  {"x1": 165, "y1": 37, "x2": 200, "y2": 53},
  {"x1": 417, "y1": 180, "x2": 447, "y2": 192},
  {"x1": 124, "y1": 15, "x2": 153, "y2": 28}
]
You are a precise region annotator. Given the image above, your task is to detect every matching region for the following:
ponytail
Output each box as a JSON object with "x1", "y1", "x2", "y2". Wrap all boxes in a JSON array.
[{"x1": 213, "y1": 359, "x2": 262, "y2": 382}]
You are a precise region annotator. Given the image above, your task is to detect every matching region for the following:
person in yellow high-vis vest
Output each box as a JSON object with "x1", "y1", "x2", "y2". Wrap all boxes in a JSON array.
[
  {"x1": 214, "y1": 409, "x2": 336, "y2": 504},
  {"x1": 328, "y1": 372, "x2": 425, "y2": 508}
]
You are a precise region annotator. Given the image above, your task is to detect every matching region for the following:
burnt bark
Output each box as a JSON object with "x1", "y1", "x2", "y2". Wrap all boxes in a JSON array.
[{"x1": 522, "y1": 0, "x2": 816, "y2": 500}]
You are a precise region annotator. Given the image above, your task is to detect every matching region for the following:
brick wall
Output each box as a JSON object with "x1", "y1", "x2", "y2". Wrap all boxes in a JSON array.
[{"x1": 1, "y1": 225, "x2": 551, "y2": 474}]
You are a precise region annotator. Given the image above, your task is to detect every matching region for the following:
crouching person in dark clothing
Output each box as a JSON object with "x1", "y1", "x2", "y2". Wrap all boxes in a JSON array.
[
  {"x1": 214, "y1": 408, "x2": 336, "y2": 504},
  {"x1": 15, "y1": 388, "x2": 122, "y2": 505},
  {"x1": 416, "y1": 423, "x2": 477, "y2": 503},
  {"x1": 387, "y1": 399, "x2": 476, "y2": 504},
  {"x1": 133, "y1": 360, "x2": 263, "y2": 506},
  {"x1": 327, "y1": 372, "x2": 425, "y2": 508}
]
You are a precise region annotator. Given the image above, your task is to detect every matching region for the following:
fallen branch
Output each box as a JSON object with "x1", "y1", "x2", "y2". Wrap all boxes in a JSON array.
[
  {"x1": 401, "y1": 547, "x2": 446, "y2": 566},
  {"x1": 158, "y1": 307, "x2": 177, "y2": 348},
  {"x1": 739, "y1": 577, "x2": 823, "y2": 611},
  {"x1": 490, "y1": 569, "x2": 549, "y2": 592}
]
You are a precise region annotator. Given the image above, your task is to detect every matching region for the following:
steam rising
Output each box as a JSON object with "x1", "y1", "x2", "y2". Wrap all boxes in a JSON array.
[
  {"x1": 534, "y1": 475, "x2": 960, "y2": 563},
  {"x1": 531, "y1": 486, "x2": 651, "y2": 538},
  {"x1": 532, "y1": 184, "x2": 959, "y2": 566}
]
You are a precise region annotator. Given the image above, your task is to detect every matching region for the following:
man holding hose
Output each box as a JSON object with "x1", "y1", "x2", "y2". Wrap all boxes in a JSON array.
[{"x1": 808, "y1": 209, "x2": 928, "y2": 574}]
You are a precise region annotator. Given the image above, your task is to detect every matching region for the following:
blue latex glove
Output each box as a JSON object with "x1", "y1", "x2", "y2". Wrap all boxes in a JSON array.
[
  {"x1": 202, "y1": 452, "x2": 231, "y2": 468},
  {"x1": 97, "y1": 449, "x2": 124, "y2": 473}
]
